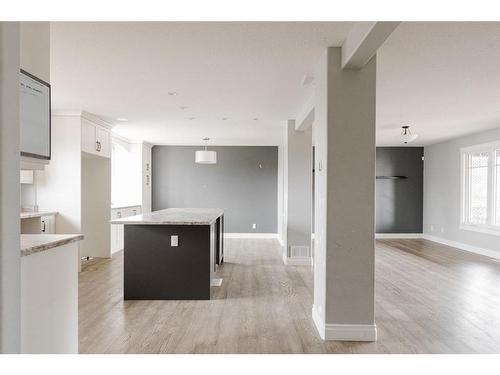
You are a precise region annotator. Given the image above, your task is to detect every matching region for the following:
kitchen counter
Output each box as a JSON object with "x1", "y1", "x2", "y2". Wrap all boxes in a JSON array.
[
  {"x1": 115, "y1": 208, "x2": 224, "y2": 300},
  {"x1": 20, "y1": 211, "x2": 58, "y2": 219},
  {"x1": 110, "y1": 207, "x2": 224, "y2": 226},
  {"x1": 21, "y1": 234, "x2": 83, "y2": 257},
  {"x1": 20, "y1": 233, "x2": 82, "y2": 353}
]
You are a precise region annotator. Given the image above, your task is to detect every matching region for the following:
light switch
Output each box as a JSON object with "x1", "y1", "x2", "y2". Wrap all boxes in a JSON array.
[{"x1": 171, "y1": 235, "x2": 179, "y2": 247}]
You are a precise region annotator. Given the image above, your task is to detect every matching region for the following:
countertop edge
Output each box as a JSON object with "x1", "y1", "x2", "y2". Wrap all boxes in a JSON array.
[
  {"x1": 20, "y1": 211, "x2": 58, "y2": 219},
  {"x1": 110, "y1": 220, "x2": 218, "y2": 225},
  {"x1": 110, "y1": 208, "x2": 224, "y2": 226},
  {"x1": 21, "y1": 234, "x2": 84, "y2": 257}
]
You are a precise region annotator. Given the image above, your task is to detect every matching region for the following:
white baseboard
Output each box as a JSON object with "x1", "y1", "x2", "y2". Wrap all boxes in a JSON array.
[
  {"x1": 282, "y1": 253, "x2": 312, "y2": 266},
  {"x1": 312, "y1": 305, "x2": 377, "y2": 341},
  {"x1": 224, "y1": 233, "x2": 278, "y2": 239},
  {"x1": 376, "y1": 233, "x2": 423, "y2": 239},
  {"x1": 422, "y1": 234, "x2": 500, "y2": 260}
]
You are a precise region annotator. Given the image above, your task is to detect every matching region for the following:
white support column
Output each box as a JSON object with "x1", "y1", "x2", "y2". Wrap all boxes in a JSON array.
[
  {"x1": 0, "y1": 22, "x2": 21, "y2": 353},
  {"x1": 283, "y1": 121, "x2": 313, "y2": 266},
  {"x1": 312, "y1": 47, "x2": 377, "y2": 341}
]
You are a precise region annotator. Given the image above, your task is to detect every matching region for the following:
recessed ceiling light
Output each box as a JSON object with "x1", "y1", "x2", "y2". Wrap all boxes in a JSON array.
[
  {"x1": 188, "y1": 117, "x2": 196, "y2": 120},
  {"x1": 168, "y1": 92, "x2": 178, "y2": 96},
  {"x1": 253, "y1": 117, "x2": 259, "y2": 121},
  {"x1": 179, "y1": 106, "x2": 188, "y2": 110},
  {"x1": 222, "y1": 117, "x2": 228, "y2": 121},
  {"x1": 116, "y1": 118, "x2": 128, "y2": 122}
]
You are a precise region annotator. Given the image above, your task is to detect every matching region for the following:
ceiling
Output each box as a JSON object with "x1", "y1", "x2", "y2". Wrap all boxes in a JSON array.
[
  {"x1": 50, "y1": 22, "x2": 354, "y2": 145},
  {"x1": 377, "y1": 22, "x2": 500, "y2": 146},
  {"x1": 51, "y1": 22, "x2": 500, "y2": 146}
]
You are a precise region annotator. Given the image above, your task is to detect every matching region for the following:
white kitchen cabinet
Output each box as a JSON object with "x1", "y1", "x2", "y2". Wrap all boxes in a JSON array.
[
  {"x1": 81, "y1": 119, "x2": 97, "y2": 155},
  {"x1": 111, "y1": 205, "x2": 142, "y2": 254},
  {"x1": 96, "y1": 126, "x2": 111, "y2": 157},
  {"x1": 38, "y1": 112, "x2": 112, "y2": 260},
  {"x1": 40, "y1": 215, "x2": 56, "y2": 234},
  {"x1": 142, "y1": 144, "x2": 152, "y2": 213},
  {"x1": 20, "y1": 170, "x2": 34, "y2": 184},
  {"x1": 81, "y1": 118, "x2": 111, "y2": 158}
]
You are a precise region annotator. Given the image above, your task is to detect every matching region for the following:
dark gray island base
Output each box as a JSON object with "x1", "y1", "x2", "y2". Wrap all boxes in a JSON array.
[{"x1": 111, "y1": 208, "x2": 224, "y2": 300}]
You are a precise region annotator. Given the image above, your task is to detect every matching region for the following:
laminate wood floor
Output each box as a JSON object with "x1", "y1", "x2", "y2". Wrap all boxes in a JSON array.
[{"x1": 79, "y1": 239, "x2": 500, "y2": 353}]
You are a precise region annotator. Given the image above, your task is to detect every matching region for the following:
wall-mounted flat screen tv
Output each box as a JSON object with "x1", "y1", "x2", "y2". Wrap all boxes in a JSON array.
[{"x1": 20, "y1": 69, "x2": 51, "y2": 160}]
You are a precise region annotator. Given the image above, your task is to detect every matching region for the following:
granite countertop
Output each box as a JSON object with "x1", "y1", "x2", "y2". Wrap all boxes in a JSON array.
[
  {"x1": 20, "y1": 211, "x2": 58, "y2": 219},
  {"x1": 21, "y1": 234, "x2": 84, "y2": 257},
  {"x1": 110, "y1": 208, "x2": 224, "y2": 225}
]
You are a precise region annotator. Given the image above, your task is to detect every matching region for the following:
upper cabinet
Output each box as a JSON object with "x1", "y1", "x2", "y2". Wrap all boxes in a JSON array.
[{"x1": 81, "y1": 116, "x2": 111, "y2": 158}]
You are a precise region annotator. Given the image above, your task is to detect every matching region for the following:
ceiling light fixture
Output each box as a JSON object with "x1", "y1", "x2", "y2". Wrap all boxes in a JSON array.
[
  {"x1": 188, "y1": 117, "x2": 196, "y2": 120},
  {"x1": 179, "y1": 106, "x2": 188, "y2": 110},
  {"x1": 195, "y1": 138, "x2": 217, "y2": 164},
  {"x1": 222, "y1": 117, "x2": 228, "y2": 121},
  {"x1": 401, "y1": 125, "x2": 418, "y2": 144},
  {"x1": 168, "y1": 92, "x2": 178, "y2": 96},
  {"x1": 116, "y1": 117, "x2": 128, "y2": 122},
  {"x1": 253, "y1": 117, "x2": 259, "y2": 121}
]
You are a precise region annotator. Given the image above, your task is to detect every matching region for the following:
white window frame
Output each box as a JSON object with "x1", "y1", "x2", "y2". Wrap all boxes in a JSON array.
[{"x1": 460, "y1": 140, "x2": 500, "y2": 236}]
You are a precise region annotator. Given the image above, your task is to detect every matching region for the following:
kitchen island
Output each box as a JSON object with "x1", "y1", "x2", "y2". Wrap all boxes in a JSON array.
[{"x1": 111, "y1": 208, "x2": 224, "y2": 300}]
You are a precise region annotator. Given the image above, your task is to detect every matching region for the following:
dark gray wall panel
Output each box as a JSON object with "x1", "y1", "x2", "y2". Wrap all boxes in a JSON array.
[
  {"x1": 376, "y1": 147, "x2": 424, "y2": 233},
  {"x1": 152, "y1": 146, "x2": 278, "y2": 233}
]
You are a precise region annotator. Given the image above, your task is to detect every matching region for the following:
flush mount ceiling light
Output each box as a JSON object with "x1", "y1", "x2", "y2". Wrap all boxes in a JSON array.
[
  {"x1": 179, "y1": 106, "x2": 188, "y2": 110},
  {"x1": 116, "y1": 117, "x2": 128, "y2": 122},
  {"x1": 401, "y1": 125, "x2": 418, "y2": 144},
  {"x1": 253, "y1": 117, "x2": 259, "y2": 121},
  {"x1": 195, "y1": 138, "x2": 217, "y2": 164},
  {"x1": 167, "y1": 91, "x2": 178, "y2": 96}
]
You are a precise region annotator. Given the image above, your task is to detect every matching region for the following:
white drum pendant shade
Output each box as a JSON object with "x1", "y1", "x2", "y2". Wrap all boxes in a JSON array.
[
  {"x1": 195, "y1": 138, "x2": 217, "y2": 164},
  {"x1": 195, "y1": 149, "x2": 217, "y2": 164}
]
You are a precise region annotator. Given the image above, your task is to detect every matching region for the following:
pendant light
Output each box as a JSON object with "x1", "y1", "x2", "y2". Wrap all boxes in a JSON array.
[
  {"x1": 401, "y1": 125, "x2": 418, "y2": 144},
  {"x1": 195, "y1": 138, "x2": 217, "y2": 164}
]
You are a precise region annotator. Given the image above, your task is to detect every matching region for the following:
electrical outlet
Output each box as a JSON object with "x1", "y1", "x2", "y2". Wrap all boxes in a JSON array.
[
  {"x1": 171, "y1": 235, "x2": 179, "y2": 247},
  {"x1": 252, "y1": 223, "x2": 256, "y2": 230},
  {"x1": 440, "y1": 227, "x2": 445, "y2": 233}
]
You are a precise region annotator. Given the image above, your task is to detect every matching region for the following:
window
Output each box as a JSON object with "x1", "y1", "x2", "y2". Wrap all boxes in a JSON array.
[{"x1": 461, "y1": 141, "x2": 500, "y2": 235}]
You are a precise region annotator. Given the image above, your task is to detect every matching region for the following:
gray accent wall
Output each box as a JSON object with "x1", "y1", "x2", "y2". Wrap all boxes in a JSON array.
[
  {"x1": 152, "y1": 146, "x2": 278, "y2": 233},
  {"x1": 424, "y1": 127, "x2": 500, "y2": 254},
  {"x1": 376, "y1": 147, "x2": 424, "y2": 233}
]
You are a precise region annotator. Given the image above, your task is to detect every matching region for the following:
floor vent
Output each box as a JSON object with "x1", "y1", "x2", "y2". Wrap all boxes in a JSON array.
[{"x1": 290, "y1": 246, "x2": 310, "y2": 258}]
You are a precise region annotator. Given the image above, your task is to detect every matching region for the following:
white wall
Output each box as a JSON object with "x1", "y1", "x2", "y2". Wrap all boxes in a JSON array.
[
  {"x1": 81, "y1": 154, "x2": 111, "y2": 258},
  {"x1": 0, "y1": 21, "x2": 21, "y2": 354},
  {"x1": 285, "y1": 121, "x2": 313, "y2": 257},
  {"x1": 424, "y1": 126, "x2": 500, "y2": 256},
  {"x1": 111, "y1": 137, "x2": 152, "y2": 211},
  {"x1": 111, "y1": 138, "x2": 141, "y2": 207},
  {"x1": 277, "y1": 124, "x2": 286, "y2": 246},
  {"x1": 0, "y1": 21, "x2": 50, "y2": 353},
  {"x1": 37, "y1": 115, "x2": 82, "y2": 234},
  {"x1": 20, "y1": 22, "x2": 50, "y2": 82}
]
